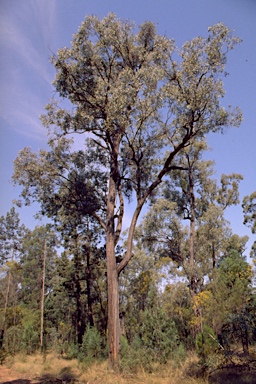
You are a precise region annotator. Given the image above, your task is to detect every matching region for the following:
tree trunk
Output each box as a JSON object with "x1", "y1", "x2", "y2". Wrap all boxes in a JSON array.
[
  {"x1": 107, "y1": 255, "x2": 120, "y2": 369},
  {"x1": 40, "y1": 239, "x2": 46, "y2": 353},
  {"x1": 71, "y1": 233, "x2": 85, "y2": 345},
  {"x1": 76, "y1": 281, "x2": 84, "y2": 345},
  {"x1": 212, "y1": 243, "x2": 216, "y2": 269},
  {"x1": 119, "y1": 311, "x2": 125, "y2": 336},
  {"x1": 190, "y1": 214, "x2": 196, "y2": 294},
  {"x1": 106, "y1": 157, "x2": 120, "y2": 369},
  {"x1": 0, "y1": 248, "x2": 14, "y2": 349},
  {"x1": 189, "y1": 172, "x2": 197, "y2": 297},
  {"x1": 86, "y1": 245, "x2": 94, "y2": 327}
]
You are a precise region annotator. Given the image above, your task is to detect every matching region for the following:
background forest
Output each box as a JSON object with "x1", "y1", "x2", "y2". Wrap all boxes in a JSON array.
[
  {"x1": 1, "y1": 169, "x2": 256, "y2": 373},
  {"x1": 0, "y1": 4, "x2": 256, "y2": 382}
]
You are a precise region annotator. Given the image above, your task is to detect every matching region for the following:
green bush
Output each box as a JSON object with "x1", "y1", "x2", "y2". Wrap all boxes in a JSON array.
[
  {"x1": 66, "y1": 342, "x2": 79, "y2": 359},
  {"x1": 140, "y1": 308, "x2": 180, "y2": 364},
  {"x1": 4, "y1": 325, "x2": 23, "y2": 354},
  {"x1": 196, "y1": 324, "x2": 220, "y2": 370},
  {"x1": 21, "y1": 324, "x2": 39, "y2": 354},
  {"x1": 120, "y1": 336, "x2": 147, "y2": 372},
  {"x1": 79, "y1": 326, "x2": 104, "y2": 363}
]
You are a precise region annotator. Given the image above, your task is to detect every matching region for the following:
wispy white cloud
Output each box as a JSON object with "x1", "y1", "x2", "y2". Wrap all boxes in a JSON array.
[
  {"x1": 30, "y1": 0, "x2": 57, "y2": 44},
  {"x1": 0, "y1": 0, "x2": 57, "y2": 140},
  {"x1": 0, "y1": 1, "x2": 57, "y2": 83}
]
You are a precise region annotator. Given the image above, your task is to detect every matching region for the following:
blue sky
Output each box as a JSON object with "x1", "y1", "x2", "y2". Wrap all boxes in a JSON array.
[{"x1": 0, "y1": 0, "x2": 255, "y2": 257}]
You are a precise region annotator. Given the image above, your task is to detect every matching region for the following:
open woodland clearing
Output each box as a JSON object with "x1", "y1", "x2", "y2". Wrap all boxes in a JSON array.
[
  {"x1": 0, "y1": 352, "x2": 203, "y2": 384},
  {"x1": 0, "y1": 352, "x2": 256, "y2": 384}
]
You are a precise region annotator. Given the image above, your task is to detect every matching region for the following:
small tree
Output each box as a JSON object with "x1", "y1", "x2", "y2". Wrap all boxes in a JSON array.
[
  {"x1": 209, "y1": 250, "x2": 253, "y2": 355},
  {"x1": 243, "y1": 191, "x2": 256, "y2": 258},
  {"x1": 20, "y1": 226, "x2": 57, "y2": 352},
  {"x1": 0, "y1": 208, "x2": 28, "y2": 349}
]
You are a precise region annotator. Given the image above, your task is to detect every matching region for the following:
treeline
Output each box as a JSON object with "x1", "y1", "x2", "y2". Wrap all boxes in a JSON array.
[
  {"x1": 0, "y1": 185, "x2": 255, "y2": 370},
  {"x1": 1, "y1": 14, "x2": 256, "y2": 371}
]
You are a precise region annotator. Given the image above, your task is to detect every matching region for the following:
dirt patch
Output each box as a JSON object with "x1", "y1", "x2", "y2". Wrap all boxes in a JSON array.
[
  {"x1": 0, "y1": 366, "x2": 33, "y2": 383},
  {"x1": 0, "y1": 366, "x2": 80, "y2": 383}
]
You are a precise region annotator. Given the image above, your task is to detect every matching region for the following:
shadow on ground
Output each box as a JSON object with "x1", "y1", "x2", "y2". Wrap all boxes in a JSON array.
[
  {"x1": 208, "y1": 365, "x2": 256, "y2": 384},
  {"x1": 2, "y1": 381, "x2": 31, "y2": 384},
  {"x1": 2, "y1": 366, "x2": 81, "y2": 384}
]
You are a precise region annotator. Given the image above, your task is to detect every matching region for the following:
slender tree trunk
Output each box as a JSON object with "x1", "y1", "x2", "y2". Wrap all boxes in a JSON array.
[
  {"x1": 40, "y1": 239, "x2": 46, "y2": 353},
  {"x1": 0, "y1": 248, "x2": 14, "y2": 349},
  {"x1": 86, "y1": 246, "x2": 94, "y2": 327},
  {"x1": 0, "y1": 272, "x2": 11, "y2": 349},
  {"x1": 76, "y1": 281, "x2": 84, "y2": 345},
  {"x1": 95, "y1": 278, "x2": 108, "y2": 332},
  {"x1": 189, "y1": 172, "x2": 197, "y2": 297},
  {"x1": 190, "y1": 214, "x2": 196, "y2": 293},
  {"x1": 212, "y1": 243, "x2": 216, "y2": 269},
  {"x1": 74, "y1": 235, "x2": 84, "y2": 345},
  {"x1": 188, "y1": 172, "x2": 200, "y2": 333},
  {"x1": 119, "y1": 312, "x2": 125, "y2": 336}
]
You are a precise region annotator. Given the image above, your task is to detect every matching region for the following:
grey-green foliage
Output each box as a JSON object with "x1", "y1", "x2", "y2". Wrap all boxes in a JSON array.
[
  {"x1": 243, "y1": 191, "x2": 256, "y2": 258},
  {"x1": 39, "y1": 16, "x2": 242, "y2": 213},
  {"x1": 13, "y1": 15, "x2": 242, "y2": 250},
  {"x1": 139, "y1": 168, "x2": 244, "y2": 291}
]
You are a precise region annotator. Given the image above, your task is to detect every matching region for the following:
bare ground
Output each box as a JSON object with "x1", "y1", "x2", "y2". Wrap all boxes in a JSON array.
[
  {"x1": 0, "y1": 365, "x2": 80, "y2": 384},
  {"x1": 0, "y1": 365, "x2": 37, "y2": 383}
]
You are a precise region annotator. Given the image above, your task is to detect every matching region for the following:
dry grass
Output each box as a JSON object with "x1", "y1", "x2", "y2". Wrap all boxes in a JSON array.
[
  {"x1": 3, "y1": 350, "x2": 256, "y2": 384},
  {"x1": 5, "y1": 352, "x2": 81, "y2": 381},
  {"x1": 78, "y1": 357, "x2": 206, "y2": 384},
  {"x1": 4, "y1": 351, "x2": 206, "y2": 384}
]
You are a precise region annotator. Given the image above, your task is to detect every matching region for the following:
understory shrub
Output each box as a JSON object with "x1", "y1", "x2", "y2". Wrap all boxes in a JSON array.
[
  {"x1": 4, "y1": 325, "x2": 23, "y2": 354},
  {"x1": 21, "y1": 324, "x2": 39, "y2": 354},
  {"x1": 79, "y1": 326, "x2": 104, "y2": 363}
]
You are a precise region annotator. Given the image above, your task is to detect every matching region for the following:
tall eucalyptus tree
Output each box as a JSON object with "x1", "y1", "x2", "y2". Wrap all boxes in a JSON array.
[{"x1": 13, "y1": 14, "x2": 241, "y2": 367}]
